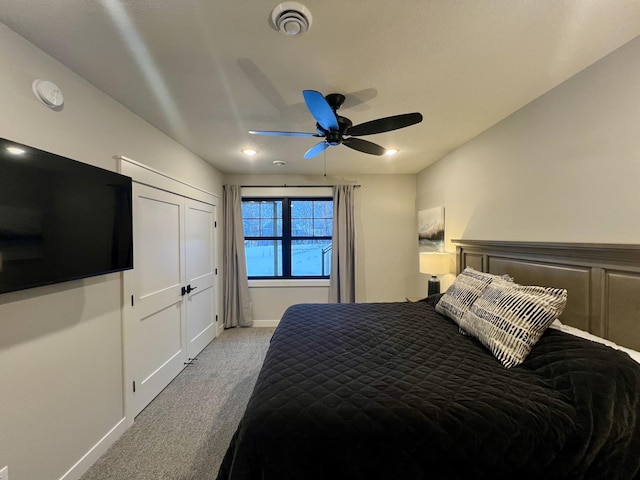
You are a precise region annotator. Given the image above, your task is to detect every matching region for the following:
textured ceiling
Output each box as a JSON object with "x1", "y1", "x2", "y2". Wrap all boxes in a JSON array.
[{"x1": 2, "y1": 1, "x2": 640, "y2": 175}]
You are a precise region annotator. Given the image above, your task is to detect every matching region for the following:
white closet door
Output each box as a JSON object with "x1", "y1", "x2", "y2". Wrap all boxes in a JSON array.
[
  {"x1": 184, "y1": 198, "x2": 217, "y2": 359},
  {"x1": 130, "y1": 183, "x2": 186, "y2": 416}
]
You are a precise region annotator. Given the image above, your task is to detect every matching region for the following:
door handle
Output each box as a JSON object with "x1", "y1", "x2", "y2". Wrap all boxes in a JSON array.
[{"x1": 182, "y1": 284, "x2": 198, "y2": 295}]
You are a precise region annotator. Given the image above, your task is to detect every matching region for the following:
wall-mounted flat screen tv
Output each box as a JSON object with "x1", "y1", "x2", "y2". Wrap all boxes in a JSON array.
[{"x1": 0, "y1": 137, "x2": 133, "y2": 294}]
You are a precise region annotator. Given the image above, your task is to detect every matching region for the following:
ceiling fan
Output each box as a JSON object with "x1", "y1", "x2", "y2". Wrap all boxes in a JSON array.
[{"x1": 249, "y1": 90, "x2": 423, "y2": 159}]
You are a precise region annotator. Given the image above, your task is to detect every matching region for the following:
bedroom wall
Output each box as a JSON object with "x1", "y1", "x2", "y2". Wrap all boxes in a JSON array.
[
  {"x1": 225, "y1": 174, "x2": 421, "y2": 322},
  {"x1": 416, "y1": 34, "x2": 640, "y2": 287},
  {"x1": 0, "y1": 24, "x2": 224, "y2": 480}
]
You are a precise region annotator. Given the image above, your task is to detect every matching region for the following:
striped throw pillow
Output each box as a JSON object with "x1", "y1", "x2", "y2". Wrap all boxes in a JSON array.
[
  {"x1": 459, "y1": 278, "x2": 567, "y2": 368},
  {"x1": 435, "y1": 267, "x2": 510, "y2": 324}
]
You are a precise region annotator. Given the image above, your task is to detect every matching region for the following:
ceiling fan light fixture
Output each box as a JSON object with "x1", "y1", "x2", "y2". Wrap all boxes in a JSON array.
[{"x1": 271, "y1": 2, "x2": 312, "y2": 37}]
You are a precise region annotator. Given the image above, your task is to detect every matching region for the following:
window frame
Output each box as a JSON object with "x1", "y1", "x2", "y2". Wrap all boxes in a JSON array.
[{"x1": 242, "y1": 196, "x2": 333, "y2": 280}]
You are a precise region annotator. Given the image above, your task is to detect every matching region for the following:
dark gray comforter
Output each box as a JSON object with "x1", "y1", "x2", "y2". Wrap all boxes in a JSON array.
[{"x1": 218, "y1": 301, "x2": 640, "y2": 480}]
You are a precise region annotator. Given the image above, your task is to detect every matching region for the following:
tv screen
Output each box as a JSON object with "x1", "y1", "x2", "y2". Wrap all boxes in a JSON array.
[{"x1": 0, "y1": 137, "x2": 133, "y2": 294}]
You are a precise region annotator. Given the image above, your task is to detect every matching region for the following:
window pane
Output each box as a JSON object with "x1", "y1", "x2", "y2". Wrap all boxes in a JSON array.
[
  {"x1": 242, "y1": 200, "x2": 283, "y2": 237},
  {"x1": 260, "y1": 200, "x2": 281, "y2": 218},
  {"x1": 292, "y1": 219, "x2": 313, "y2": 237},
  {"x1": 291, "y1": 239, "x2": 332, "y2": 276},
  {"x1": 244, "y1": 239, "x2": 282, "y2": 276},
  {"x1": 290, "y1": 200, "x2": 311, "y2": 219},
  {"x1": 242, "y1": 201, "x2": 260, "y2": 218},
  {"x1": 314, "y1": 201, "x2": 333, "y2": 218},
  {"x1": 313, "y1": 219, "x2": 333, "y2": 236},
  {"x1": 243, "y1": 219, "x2": 262, "y2": 236},
  {"x1": 260, "y1": 219, "x2": 280, "y2": 236},
  {"x1": 291, "y1": 200, "x2": 333, "y2": 238}
]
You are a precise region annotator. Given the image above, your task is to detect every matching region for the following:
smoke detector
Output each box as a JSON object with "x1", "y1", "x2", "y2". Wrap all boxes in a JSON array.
[
  {"x1": 270, "y1": 2, "x2": 312, "y2": 37},
  {"x1": 32, "y1": 79, "x2": 64, "y2": 108},
  {"x1": 273, "y1": 160, "x2": 287, "y2": 167}
]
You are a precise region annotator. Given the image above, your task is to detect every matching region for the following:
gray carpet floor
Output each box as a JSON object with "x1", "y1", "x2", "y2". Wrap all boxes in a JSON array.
[{"x1": 80, "y1": 327, "x2": 275, "y2": 480}]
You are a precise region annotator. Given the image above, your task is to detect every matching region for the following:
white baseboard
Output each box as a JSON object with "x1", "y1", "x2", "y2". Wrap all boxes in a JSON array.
[
  {"x1": 59, "y1": 417, "x2": 128, "y2": 480},
  {"x1": 252, "y1": 319, "x2": 280, "y2": 328},
  {"x1": 216, "y1": 320, "x2": 225, "y2": 337}
]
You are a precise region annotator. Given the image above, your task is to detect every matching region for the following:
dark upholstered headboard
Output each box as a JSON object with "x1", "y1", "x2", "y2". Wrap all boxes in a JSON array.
[{"x1": 453, "y1": 240, "x2": 640, "y2": 351}]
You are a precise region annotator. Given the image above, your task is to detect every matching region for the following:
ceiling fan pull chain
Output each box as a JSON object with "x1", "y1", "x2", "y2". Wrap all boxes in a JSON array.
[{"x1": 323, "y1": 149, "x2": 327, "y2": 177}]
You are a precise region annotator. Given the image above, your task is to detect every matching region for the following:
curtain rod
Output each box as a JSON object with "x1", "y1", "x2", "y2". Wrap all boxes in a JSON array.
[{"x1": 236, "y1": 184, "x2": 361, "y2": 188}]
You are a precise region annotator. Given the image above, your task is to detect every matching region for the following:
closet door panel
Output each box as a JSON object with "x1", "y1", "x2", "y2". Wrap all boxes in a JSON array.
[
  {"x1": 185, "y1": 199, "x2": 216, "y2": 359},
  {"x1": 130, "y1": 184, "x2": 186, "y2": 416}
]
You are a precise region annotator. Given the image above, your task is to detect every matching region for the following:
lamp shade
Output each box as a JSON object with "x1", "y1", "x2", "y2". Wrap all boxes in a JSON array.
[{"x1": 419, "y1": 252, "x2": 449, "y2": 275}]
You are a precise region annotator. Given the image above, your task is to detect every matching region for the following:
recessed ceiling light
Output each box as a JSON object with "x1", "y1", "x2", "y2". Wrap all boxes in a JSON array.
[
  {"x1": 242, "y1": 148, "x2": 258, "y2": 156},
  {"x1": 385, "y1": 149, "x2": 399, "y2": 156},
  {"x1": 6, "y1": 146, "x2": 26, "y2": 155}
]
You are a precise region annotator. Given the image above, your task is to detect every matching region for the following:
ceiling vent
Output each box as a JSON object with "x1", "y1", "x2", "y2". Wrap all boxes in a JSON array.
[{"x1": 271, "y1": 2, "x2": 312, "y2": 37}]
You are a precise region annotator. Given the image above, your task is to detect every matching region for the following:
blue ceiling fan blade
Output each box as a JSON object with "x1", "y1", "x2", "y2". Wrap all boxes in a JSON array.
[
  {"x1": 249, "y1": 130, "x2": 319, "y2": 137},
  {"x1": 304, "y1": 141, "x2": 330, "y2": 159},
  {"x1": 303, "y1": 90, "x2": 338, "y2": 132}
]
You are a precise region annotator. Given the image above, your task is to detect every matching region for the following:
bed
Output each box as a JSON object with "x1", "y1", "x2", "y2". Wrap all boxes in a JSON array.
[{"x1": 217, "y1": 241, "x2": 640, "y2": 480}]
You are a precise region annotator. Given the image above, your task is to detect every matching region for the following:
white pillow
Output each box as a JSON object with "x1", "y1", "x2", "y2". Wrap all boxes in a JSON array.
[
  {"x1": 435, "y1": 267, "x2": 511, "y2": 324},
  {"x1": 459, "y1": 278, "x2": 568, "y2": 368}
]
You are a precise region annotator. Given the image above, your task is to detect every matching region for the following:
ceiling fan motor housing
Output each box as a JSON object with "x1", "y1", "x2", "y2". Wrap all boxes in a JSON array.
[
  {"x1": 318, "y1": 115, "x2": 350, "y2": 145},
  {"x1": 271, "y1": 2, "x2": 313, "y2": 36},
  {"x1": 325, "y1": 131, "x2": 342, "y2": 146},
  {"x1": 325, "y1": 93, "x2": 346, "y2": 111},
  {"x1": 337, "y1": 116, "x2": 352, "y2": 133}
]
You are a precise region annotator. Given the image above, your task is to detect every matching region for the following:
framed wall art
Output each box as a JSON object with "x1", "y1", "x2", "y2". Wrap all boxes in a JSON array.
[{"x1": 418, "y1": 206, "x2": 444, "y2": 251}]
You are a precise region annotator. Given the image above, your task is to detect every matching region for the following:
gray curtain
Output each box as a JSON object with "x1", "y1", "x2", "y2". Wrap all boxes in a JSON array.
[
  {"x1": 328, "y1": 185, "x2": 356, "y2": 303},
  {"x1": 222, "y1": 185, "x2": 253, "y2": 327}
]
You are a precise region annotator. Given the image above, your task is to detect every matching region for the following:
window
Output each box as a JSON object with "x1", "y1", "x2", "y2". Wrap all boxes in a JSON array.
[{"x1": 242, "y1": 197, "x2": 333, "y2": 279}]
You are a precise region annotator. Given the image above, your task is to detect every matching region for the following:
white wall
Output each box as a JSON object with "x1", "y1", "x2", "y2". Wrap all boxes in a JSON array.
[
  {"x1": 0, "y1": 24, "x2": 224, "y2": 480},
  {"x1": 355, "y1": 175, "x2": 423, "y2": 301},
  {"x1": 226, "y1": 174, "x2": 421, "y2": 322},
  {"x1": 417, "y1": 35, "x2": 640, "y2": 291}
]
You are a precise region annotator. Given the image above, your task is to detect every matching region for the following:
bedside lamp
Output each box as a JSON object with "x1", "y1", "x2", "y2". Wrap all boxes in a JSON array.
[{"x1": 420, "y1": 252, "x2": 449, "y2": 296}]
